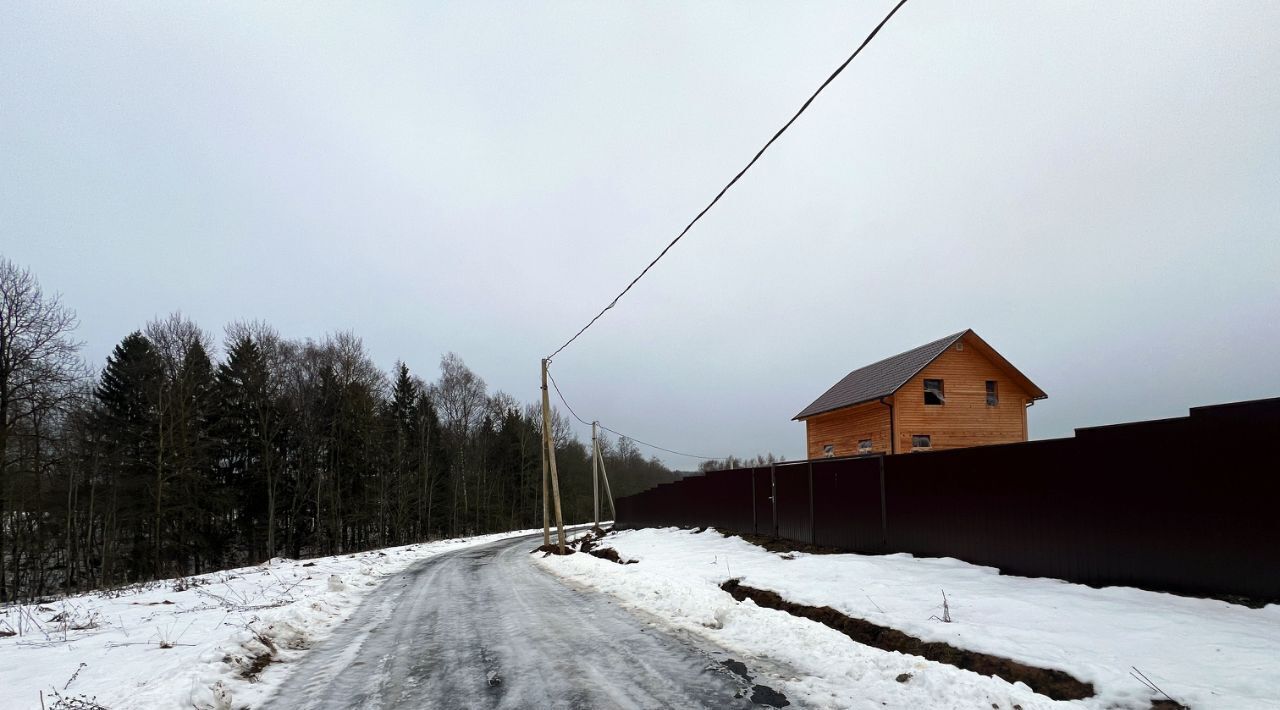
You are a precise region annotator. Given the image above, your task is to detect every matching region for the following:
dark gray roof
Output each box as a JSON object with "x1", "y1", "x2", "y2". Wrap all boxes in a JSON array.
[{"x1": 793, "y1": 331, "x2": 968, "y2": 420}]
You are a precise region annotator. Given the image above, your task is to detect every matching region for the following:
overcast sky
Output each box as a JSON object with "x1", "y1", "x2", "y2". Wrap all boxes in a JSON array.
[{"x1": 3, "y1": 1, "x2": 1278, "y2": 466}]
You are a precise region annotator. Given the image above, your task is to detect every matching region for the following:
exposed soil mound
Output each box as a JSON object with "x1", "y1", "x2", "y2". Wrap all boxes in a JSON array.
[
  {"x1": 720, "y1": 579, "x2": 1094, "y2": 702},
  {"x1": 531, "y1": 543, "x2": 575, "y2": 556},
  {"x1": 735, "y1": 533, "x2": 844, "y2": 556},
  {"x1": 588, "y1": 547, "x2": 637, "y2": 565}
]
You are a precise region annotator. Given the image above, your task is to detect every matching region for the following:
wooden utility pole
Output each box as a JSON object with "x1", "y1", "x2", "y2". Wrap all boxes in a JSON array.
[
  {"x1": 592, "y1": 421, "x2": 600, "y2": 529},
  {"x1": 540, "y1": 430, "x2": 550, "y2": 547},
  {"x1": 540, "y1": 359, "x2": 566, "y2": 553}
]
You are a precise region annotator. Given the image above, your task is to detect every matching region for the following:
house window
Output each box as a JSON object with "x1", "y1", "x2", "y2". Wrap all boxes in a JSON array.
[
  {"x1": 924, "y1": 379, "x2": 944, "y2": 405},
  {"x1": 822, "y1": 444, "x2": 834, "y2": 458},
  {"x1": 986, "y1": 380, "x2": 998, "y2": 406},
  {"x1": 911, "y1": 434, "x2": 931, "y2": 449},
  {"x1": 858, "y1": 439, "x2": 872, "y2": 453}
]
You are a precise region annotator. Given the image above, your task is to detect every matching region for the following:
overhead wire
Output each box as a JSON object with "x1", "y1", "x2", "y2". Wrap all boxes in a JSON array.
[
  {"x1": 542, "y1": 0, "x2": 913, "y2": 462},
  {"x1": 546, "y1": 365, "x2": 722, "y2": 461},
  {"x1": 545, "y1": 366, "x2": 591, "y2": 427},
  {"x1": 596, "y1": 423, "x2": 722, "y2": 462},
  {"x1": 545, "y1": 0, "x2": 912, "y2": 362}
]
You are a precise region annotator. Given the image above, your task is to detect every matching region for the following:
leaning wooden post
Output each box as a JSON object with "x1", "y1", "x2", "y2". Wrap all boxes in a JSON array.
[
  {"x1": 592, "y1": 421, "x2": 600, "y2": 528},
  {"x1": 540, "y1": 359, "x2": 566, "y2": 553},
  {"x1": 598, "y1": 443, "x2": 617, "y2": 521}
]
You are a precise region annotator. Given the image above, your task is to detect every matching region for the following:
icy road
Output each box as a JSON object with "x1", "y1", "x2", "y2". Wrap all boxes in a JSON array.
[{"x1": 268, "y1": 532, "x2": 786, "y2": 709}]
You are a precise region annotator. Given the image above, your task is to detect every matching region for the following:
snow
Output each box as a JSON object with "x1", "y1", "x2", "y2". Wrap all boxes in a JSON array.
[
  {"x1": 7, "y1": 526, "x2": 1271, "y2": 710},
  {"x1": 267, "y1": 525, "x2": 757, "y2": 709},
  {"x1": 0, "y1": 529, "x2": 538, "y2": 710},
  {"x1": 535, "y1": 527, "x2": 1280, "y2": 710}
]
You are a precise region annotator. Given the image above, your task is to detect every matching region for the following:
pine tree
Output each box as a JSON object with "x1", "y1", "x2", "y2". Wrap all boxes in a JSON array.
[
  {"x1": 216, "y1": 335, "x2": 274, "y2": 562},
  {"x1": 95, "y1": 332, "x2": 163, "y2": 583},
  {"x1": 385, "y1": 363, "x2": 417, "y2": 542},
  {"x1": 97, "y1": 333, "x2": 162, "y2": 431},
  {"x1": 173, "y1": 339, "x2": 220, "y2": 572}
]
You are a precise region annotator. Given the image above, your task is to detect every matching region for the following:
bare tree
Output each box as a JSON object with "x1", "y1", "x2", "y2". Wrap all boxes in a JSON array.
[
  {"x1": 431, "y1": 353, "x2": 487, "y2": 533},
  {"x1": 147, "y1": 312, "x2": 215, "y2": 372},
  {"x1": 0, "y1": 257, "x2": 84, "y2": 601},
  {"x1": 144, "y1": 313, "x2": 215, "y2": 576},
  {"x1": 432, "y1": 353, "x2": 487, "y2": 437},
  {"x1": 524, "y1": 401, "x2": 572, "y2": 449}
]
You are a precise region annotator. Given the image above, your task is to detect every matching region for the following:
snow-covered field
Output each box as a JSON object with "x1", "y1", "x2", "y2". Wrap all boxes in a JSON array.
[
  {"x1": 536, "y1": 527, "x2": 1280, "y2": 710},
  {"x1": 0, "y1": 529, "x2": 539, "y2": 710}
]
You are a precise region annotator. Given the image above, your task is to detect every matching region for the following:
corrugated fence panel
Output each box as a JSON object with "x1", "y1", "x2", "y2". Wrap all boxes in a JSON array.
[
  {"x1": 752, "y1": 467, "x2": 773, "y2": 536},
  {"x1": 678, "y1": 476, "x2": 706, "y2": 528},
  {"x1": 1187, "y1": 401, "x2": 1280, "y2": 599},
  {"x1": 886, "y1": 438, "x2": 1081, "y2": 580},
  {"x1": 812, "y1": 456, "x2": 884, "y2": 552},
  {"x1": 774, "y1": 462, "x2": 811, "y2": 544},
  {"x1": 705, "y1": 468, "x2": 754, "y2": 535},
  {"x1": 690, "y1": 474, "x2": 721, "y2": 528},
  {"x1": 612, "y1": 398, "x2": 1280, "y2": 599}
]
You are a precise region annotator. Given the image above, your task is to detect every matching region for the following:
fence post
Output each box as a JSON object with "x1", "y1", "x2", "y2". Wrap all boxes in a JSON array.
[
  {"x1": 808, "y1": 461, "x2": 816, "y2": 545},
  {"x1": 878, "y1": 454, "x2": 888, "y2": 552},
  {"x1": 751, "y1": 468, "x2": 757, "y2": 536},
  {"x1": 770, "y1": 463, "x2": 778, "y2": 538}
]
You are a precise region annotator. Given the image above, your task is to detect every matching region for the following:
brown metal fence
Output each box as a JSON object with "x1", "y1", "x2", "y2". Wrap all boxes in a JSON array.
[{"x1": 615, "y1": 397, "x2": 1280, "y2": 600}]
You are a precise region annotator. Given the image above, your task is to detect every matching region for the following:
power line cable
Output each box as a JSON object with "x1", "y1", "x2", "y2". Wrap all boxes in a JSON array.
[
  {"x1": 545, "y1": 367, "x2": 591, "y2": 427},
  {"x1": 546, "y1": 0, "x2": 911, "y2": 361},
  {"x1": 542, "y1": 1, "x2": 912, "y2": 462},
  {"x1": 546, "y1": 366, "x2": 722, "y2": 461},
  {"x1": 596, "y1": 423, "x2": 721, "y2": 462}
]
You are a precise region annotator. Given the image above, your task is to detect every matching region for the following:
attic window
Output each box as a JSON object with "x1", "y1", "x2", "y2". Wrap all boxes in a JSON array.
[
  {"x1": 924, "y1": 379, "x2": 945, "y2": 405},
  {"x1": 822, "y1": 444, "x2": 834, "y2": 458},
  {"x1": 986, "y1": 380, "x2": 998, "y2": 406},
  {"x1": 911, "y1": 434, "x2": 931, "y2": 449}
]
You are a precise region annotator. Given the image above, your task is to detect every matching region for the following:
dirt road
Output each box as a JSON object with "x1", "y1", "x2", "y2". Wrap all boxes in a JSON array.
[{"x1": 268, "y1": 532, "x2": 788, "y2": 709}]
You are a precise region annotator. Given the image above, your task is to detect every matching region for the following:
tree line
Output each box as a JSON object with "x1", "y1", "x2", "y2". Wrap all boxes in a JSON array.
[
  {"x1": 0, "y1": 258, "x2": 677, "y2": 603},
  {"x1": 697, "y1": 453, "x2": 785, "y2": 473}
]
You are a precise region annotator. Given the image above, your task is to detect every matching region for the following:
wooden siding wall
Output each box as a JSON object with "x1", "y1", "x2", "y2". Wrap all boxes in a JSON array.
[
  {"x1": 894, "y1": 342, "x2": 1031, "y2": 452},
  {"x1": 805, "y1": 399, "x2": 892, "y2": 459}
]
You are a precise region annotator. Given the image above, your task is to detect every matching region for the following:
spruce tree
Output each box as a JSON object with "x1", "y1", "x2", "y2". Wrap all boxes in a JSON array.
[
  {"x1": 97, "y1": 333, "x2": 162, "y2": 429},
  {"x1": 95, "y1": 332, "x2": 164, "y2": 582},
  {"x1": 174, "y1": 339, "x2": 220, "y2": 571},
  {"x1": 216, "y1": 335, "x2": 273, "y2": 562},
  {"x1": 386, "y1": 362, "x2": 417, "y2": 543}
]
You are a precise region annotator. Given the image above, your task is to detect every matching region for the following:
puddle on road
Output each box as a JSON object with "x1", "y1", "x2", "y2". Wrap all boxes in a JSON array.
[
  {"x1": 749, "y1": 684, "x2": 790, "y2": 707},
  {"x1": 714, "y1": 655, "x2": 790, "y2": 708},
  {"x1": 722, "y1": 659, "x2": 751, "y2": 681}
]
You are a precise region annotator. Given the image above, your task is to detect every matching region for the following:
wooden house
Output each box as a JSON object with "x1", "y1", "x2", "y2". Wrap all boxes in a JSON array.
[{"x1": 794, "y1": 330, "x2": 1046, "y2": 458}]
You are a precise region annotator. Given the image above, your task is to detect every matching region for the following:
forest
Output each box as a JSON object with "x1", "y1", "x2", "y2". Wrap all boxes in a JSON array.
[{"x1": 0, "y1": 257, "x2": 680, "y2": 603}]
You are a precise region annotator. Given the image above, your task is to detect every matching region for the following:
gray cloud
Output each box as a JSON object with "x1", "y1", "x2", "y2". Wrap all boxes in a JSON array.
[{"x1": 4, "y1": 1, "x2": 1278, "y2": 465}]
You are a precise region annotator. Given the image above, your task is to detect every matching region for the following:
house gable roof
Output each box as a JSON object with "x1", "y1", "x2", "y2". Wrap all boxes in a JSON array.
[{"x1": 793, "y1": 329, "x2": 1046, "y2": 420}]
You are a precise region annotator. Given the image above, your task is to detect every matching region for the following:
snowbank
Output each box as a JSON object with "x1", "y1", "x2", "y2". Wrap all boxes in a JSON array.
[
  {"x1": 0, "y1": 529, "x2": 537, "y2": 709},
  {"x1": 535, "y1": 527, "x2": 1280, "y2": 710}
]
